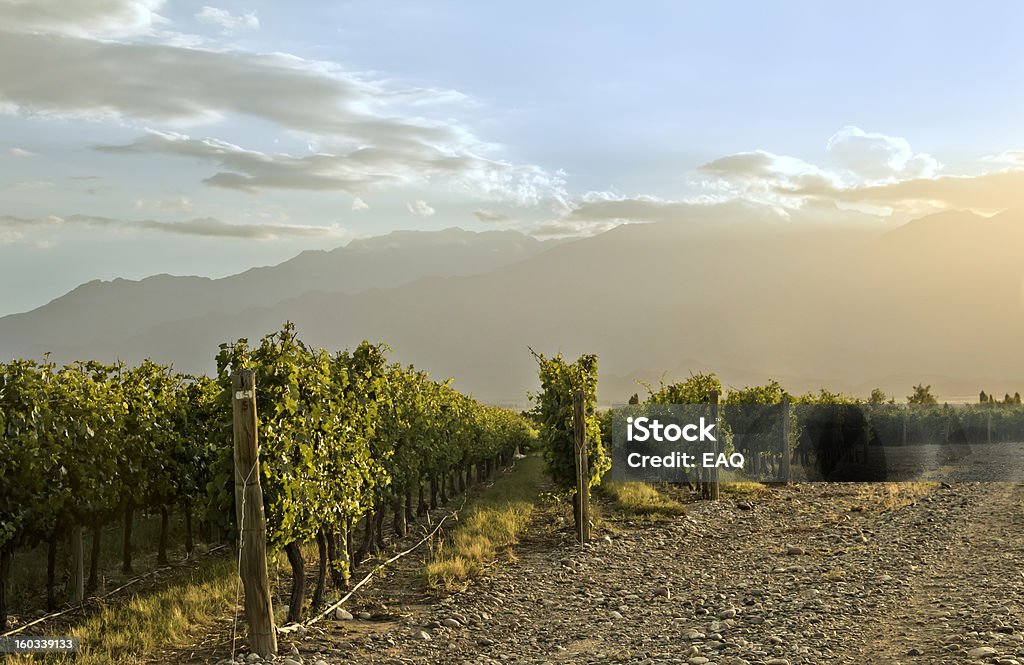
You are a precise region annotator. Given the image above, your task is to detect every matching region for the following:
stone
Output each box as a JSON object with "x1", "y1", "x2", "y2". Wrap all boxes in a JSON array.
[
  {"x1": 415, "y1": 630, "x2": 432, "y2": 641},
  {"x1": 334, "y1": 608, "x2": 353, "y2": 621},
  {"x1": 967, "y1": 647, "x2": 998, "y2": 658},
  {"x1": 442, "y1": 618, "x2": 462, "y2": 628}
]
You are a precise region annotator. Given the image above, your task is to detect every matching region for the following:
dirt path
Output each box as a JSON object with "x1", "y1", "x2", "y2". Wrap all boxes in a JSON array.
[
  {"x1": 216, "y1": 481, "x2": 1022, "y2": 665},
  {"x1": 863, "y1": 483, "x2": 1024, "y2": 664}
]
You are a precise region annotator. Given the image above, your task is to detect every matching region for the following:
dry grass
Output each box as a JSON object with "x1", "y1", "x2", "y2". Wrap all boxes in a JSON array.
[
  {"x1": 720, "y1": 481, "x2": 769, "y2": 498},
  {"x1": 424, "y1": 456, "x2": 544, "y2": 590},
  {"x1": 853, "y1": 482, "x2": 939, "y2": 512},
  {"x1": 5, "y1": 558, "x2": 238, "y2": 665},
  {"x1": 599, "y1": 482, "x2": 686, "y2": 518}
]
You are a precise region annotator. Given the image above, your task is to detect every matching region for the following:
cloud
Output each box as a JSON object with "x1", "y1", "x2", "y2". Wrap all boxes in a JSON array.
[
  {"x1": 530, "y1": 219, "x2": 620, "y2": 238},
  {"x1": 690, "y1": 128, "x2": 1024, "y2": 219},
  {"x1": 133, "y1": 195, "x2": 194, "y2": 214},
  {"x1": 194, "y1": 6, "x2": 259, "y2": 31},
  {"x1": 406, "y1": 200, "x2": 435, "y2": 217},
  {"x1": 8, "y1": 147, "x2": 32, "y2": 157},
  {"x1": 351, "y1": 197, "x2": 369, "y2": 211},
  {"x1": 0, "y1": 22, "x2": 567, "y2": 207},
  {"x1": 825, "y1": 126, "x2": 940, "y2": 181},
  {"x1": 982, "y1": 150, "x2": 1024, "y2": 165},
  {"x1": 0, "y1": 213, "x2": 348, "y2": 242},
  {"x1": 96, "y1": 130, "x2": 563, "y2": 203},
  {"x1": 0, "y1": 0, "x2": 167, "y2": 38},
  {"x1": 473, "y1": 209, "x2": 511, "y2": 223},
  {"x1": 782, "y1": 168, "x2": 1024, "y2": 211}
]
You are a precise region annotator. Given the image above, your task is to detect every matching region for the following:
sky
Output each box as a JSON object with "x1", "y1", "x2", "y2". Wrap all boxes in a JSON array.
[{"x1": 1, "y1": 0, "x2": 1024, "y2": 315}]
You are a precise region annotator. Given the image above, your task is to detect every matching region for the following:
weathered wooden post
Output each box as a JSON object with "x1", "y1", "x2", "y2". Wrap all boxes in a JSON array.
[
  {"x1": 709, "y1": 391, "x2": 720, "y2": 501},
  {"x1": 573, "y1": 390, "x2": 591, "y2": 544},
  {"x1": 232, "y1": 370, "x2": 278, "y2": 658},
  {"x1": 781, "y1": 399, "x2": 792, "y2": 483}
]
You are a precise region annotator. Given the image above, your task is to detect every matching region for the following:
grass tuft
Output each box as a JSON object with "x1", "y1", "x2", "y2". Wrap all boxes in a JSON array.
[
  {"x1": 425, "y1": 456, "x2": 544, "y2": 590},
  {"x1": 599, "y1": 482, "x2": 686, "y2": 518}
]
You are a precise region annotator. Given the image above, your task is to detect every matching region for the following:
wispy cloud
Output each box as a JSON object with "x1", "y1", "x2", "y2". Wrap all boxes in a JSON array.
[
  {"x1": 134, "y1": 195, "x2": 194, "y2": 214},
  {"x1": 95, "y1": 130, "x2": 564, "y2": 204},
  {"x1": 473, "y1": 209, "x2": 511, "y2": 223},
  {"x1": 0, "y1": 0, "x2": 167, "y2": 39},
  {"x1": 194, "y1": 6, "x2": 259, "y2": 31},
  {"x1": 8, "y1": 147, "x2": 33, "y2": 157},
  {"x1": 406, "y1": 200, "x2": 435, "y2": 217},
  {"x1": 0, "y1": 213, "x2": 348, "y2": 243}
]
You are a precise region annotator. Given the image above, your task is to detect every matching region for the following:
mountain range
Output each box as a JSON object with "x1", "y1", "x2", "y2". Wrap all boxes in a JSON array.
[{"x1": 2, "y1": 211, "x2": 1022, "y2": 406}]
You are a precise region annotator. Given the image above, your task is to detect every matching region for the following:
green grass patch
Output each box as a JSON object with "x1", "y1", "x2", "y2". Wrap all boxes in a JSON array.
[
  {"x1": 598, "y1": 482, "x2": 687, "y2": 518},
  {"x1": 424, "y1": 455, "x2": 545, "y2": 590}
]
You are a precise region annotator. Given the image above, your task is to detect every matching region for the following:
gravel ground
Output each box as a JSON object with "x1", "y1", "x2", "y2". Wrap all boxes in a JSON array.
[{"x1": 238, "y1": 481, "x2": 1023, "y2": 665}]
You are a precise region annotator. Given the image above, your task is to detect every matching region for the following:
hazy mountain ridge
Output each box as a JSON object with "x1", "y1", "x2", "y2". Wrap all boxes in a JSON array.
[
  {"x1": 2, "y1": 211, "x2": 1023, "y2": 405},
  {"x1": 0, "y1": 227, "x2": 559, "y2": 359}
]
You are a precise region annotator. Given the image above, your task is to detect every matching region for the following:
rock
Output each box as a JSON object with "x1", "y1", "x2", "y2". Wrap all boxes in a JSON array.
[
  {"x1": 442, "y1": 617, "x2": 462, "y2": 628},
  {"x1": 479, "y1": 638, "x2": 495, "y2": 647},
  {"x1": 415, "y1": 630, "x2": 432, "y2": 641},
  {"x1": 654, "y1": 585, "x2": 671, "y2": 598},
  {"x1": 719, "y1": 608, "x2": 736, "y2": 619},
  {"x1": 610, "y1": 610, "x2": 624, "y2": 620},
  {"x1": 246, "y1": 654, "x2": 261, "y2": 663},
  {"x1": 907, "y1": 648, "x2": 923, "y2": 656},
  {"x1": 968, "y1": 647, "x2": 998, "y2": 658},
  {"x1": 334, "y1": 608, "x2": 353, "y2": 621},
  {"x1": 280, "y1": 660, "x2": 301, "y2": 665},
  {"x1": 688, "y1": 658, "x2": 710, "y2": 665},
  {"x1": 356, "y1": 611, "x2": 372, "y2": 621},
  {"x1": 765, "y1": 660, "x2": 791, "y2": 665},
  {"x1": 785, "y1": 545, "x2": 804, "y2": 556}
]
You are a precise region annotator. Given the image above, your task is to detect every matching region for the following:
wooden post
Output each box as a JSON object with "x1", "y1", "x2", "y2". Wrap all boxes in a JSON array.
[
  {"x1": 781, "y1": 399, "x2": 792, "y2": 484},
  {"x1": 70, "y1": 524, "x2": 84, "y2": 604},
  {"x1": 232, "y1": 370, "x2": 278, "y2": 658},
  {"x1": 709, "y1": 392, "x2": 720, "y2": 501},
  {"x1": 573, "y1": 390, "x2": 591, "y2": 544}
]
